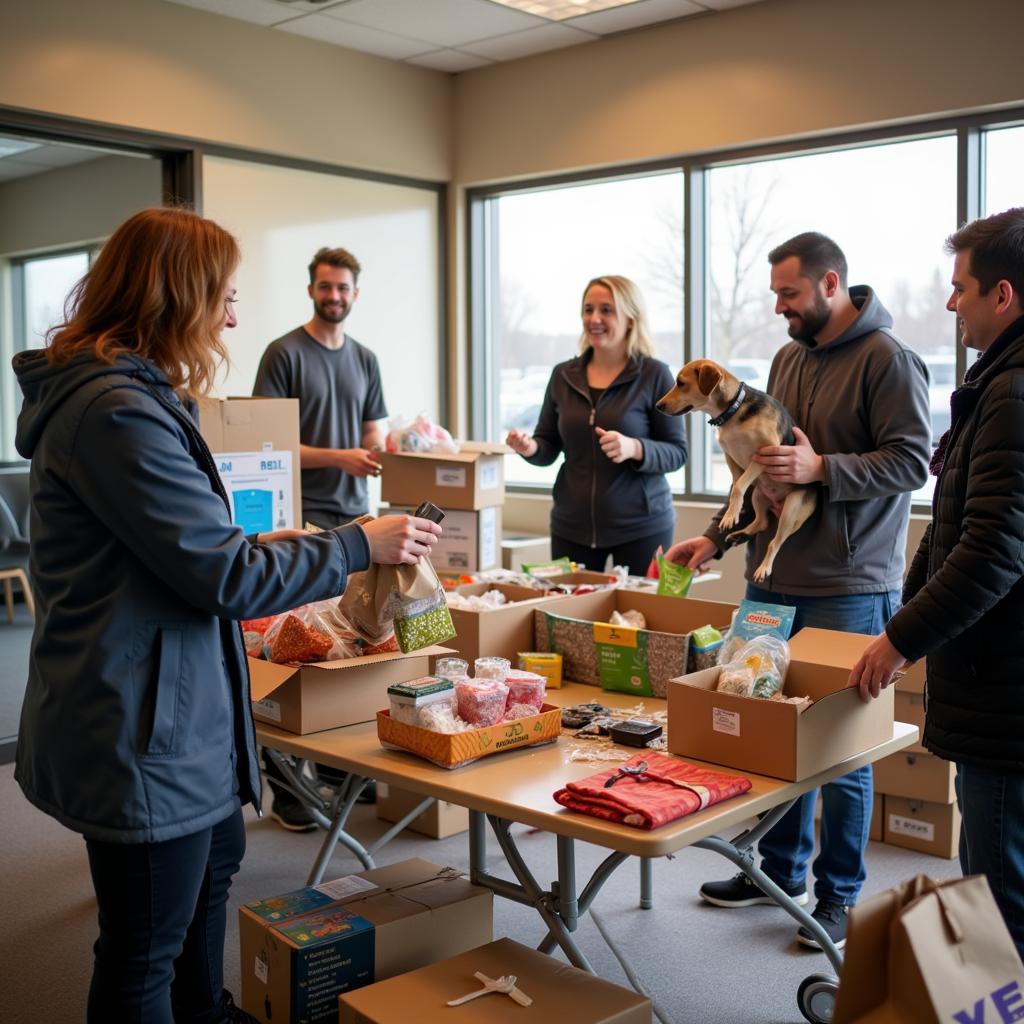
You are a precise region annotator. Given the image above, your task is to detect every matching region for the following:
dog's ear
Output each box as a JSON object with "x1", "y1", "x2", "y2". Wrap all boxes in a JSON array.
[{"x1": 697, "y1": 362, "x2": 723, "y2": 397}]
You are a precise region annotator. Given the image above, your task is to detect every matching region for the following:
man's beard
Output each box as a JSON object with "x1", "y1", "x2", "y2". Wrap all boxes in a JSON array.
[
  {"x1": 316, "y1": 300, "x2": 350, "y2": 324},
  {"x1": 785, "y1": 294, "x2": 831, "y2": 343}
]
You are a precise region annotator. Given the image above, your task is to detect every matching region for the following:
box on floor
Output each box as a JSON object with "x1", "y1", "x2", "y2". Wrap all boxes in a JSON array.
[
  {"x1": 534, "y1": 589, "x2": 737, "y2": 697},
  {"x1": 249, "y1": 645, "x2": 451, "y2": 735},
  {"x1": 197, "y1": 396, "x2": 302, "y2": 531},
  {"x1": 870, "y1": 796, "x2": 883, "y2": 842},
  {"x1": 894, "y1": 690, "x2": 926, "y2": 753},
  {"x1": 379, "y1": 442, "x2": 506, "y2": 510},
  {"x1": 668, "y1": 628, "x2": 895, "y2": 782},
  {"x1": 338, "y1": 937, "x2": 651, "y2": 1024},
  {"x1": 501, "y1": 533, "x2": 551, "y2": 570},
  {"x1": 375, "y1": 781, "x2": 468, "y2": 839},
  {"x1": 883, "y1": 794, "x2": 961, "y2": 858},
  {"x1": 382, "y1": 505, "x2": 502, "y2": 572},
  {"x1": 239, "y1": 858, "x2": 492, "y2": 1024},
  {"x1": 872, "y1": 749, "x2": 956, "y2": 803}
]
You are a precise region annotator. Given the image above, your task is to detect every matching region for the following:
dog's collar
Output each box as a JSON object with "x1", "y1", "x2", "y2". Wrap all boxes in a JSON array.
[{"x1": 708, "y1": 383, "x2": 746, "y2": 427}]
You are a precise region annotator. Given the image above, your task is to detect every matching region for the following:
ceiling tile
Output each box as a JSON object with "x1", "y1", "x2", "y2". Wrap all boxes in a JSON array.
[
  {"x1": 268, "y1": 0, "x2": 350, "y2": 12},
  {"x1": 463, "y1": 22, "x2": 595, "y2": 60},
  {"x1": 160, "y1": 0, "x2": 292, "y2": 27},
  {"x1": 407, "y1": 48, "x2": 494, "y2": 72},
  {"x1": 566, "y1": 0, "x2": 704, "y2": 33},
  {"x1": 325, "y1": 0, "x2": 545, "y2": 48},
  {"x1": 275, "y1": 12, "x2": 434, "y2": 58}
]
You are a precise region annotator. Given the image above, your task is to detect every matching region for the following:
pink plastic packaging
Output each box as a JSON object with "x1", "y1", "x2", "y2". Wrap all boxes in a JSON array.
[
  {"x1": 455, "y1": 678, "x2": 509, "y2": 727},
  {"x1": 504, "y1": 669, "x2": 547, "y2": 711}
]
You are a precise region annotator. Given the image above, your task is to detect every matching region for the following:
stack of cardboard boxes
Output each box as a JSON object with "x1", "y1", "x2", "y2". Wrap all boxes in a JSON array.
[
  {"x1": 379, "y1": 443, "x2": 507, "y2": 574},
  {"x1": 871, "y1": 661, "x2": 961, "y2": 858}
]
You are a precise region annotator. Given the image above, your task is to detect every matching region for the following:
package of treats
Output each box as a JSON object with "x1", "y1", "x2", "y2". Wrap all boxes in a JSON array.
[
  {"x1": 687, "y1": 624, "x2": 724, "y2": 672},
  {"x1": 504, "y1": 669, "x2": 547, "y2": 710},
  {"x1": 387, "y1": 676, "x2": 456, "y2": 727},
  {"x1": 261, "y1": 601, "x2": 361, "y2": 664},
  {"x1": 656, "y1": 553, "x2": 694, "y2": 598},
  {"x1": 455, "y1": 678, "x2": 509, "y2": 727},
  {"x1": 474, "y1": 656, "x2": 511, "y2": 681},
  {"x1": 517, "y1": 651, "x2": 563, "y2": 689},
  {"x1": 718, "y1": 599, "x2": 796, "y2": 664}
]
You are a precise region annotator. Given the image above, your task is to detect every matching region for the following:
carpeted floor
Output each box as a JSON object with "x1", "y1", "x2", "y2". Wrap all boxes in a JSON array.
[{"x1": 0, "y1": 762, "x2": 961, "y2": 1024}]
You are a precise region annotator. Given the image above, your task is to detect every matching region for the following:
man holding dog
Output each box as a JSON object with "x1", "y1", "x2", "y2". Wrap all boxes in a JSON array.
[
  {"x1": 850, "y1": 208, "x2": 1024, "y2": 959},
  {"x1": 667, "y1": 232, "x2": 931, "y2": 949}
]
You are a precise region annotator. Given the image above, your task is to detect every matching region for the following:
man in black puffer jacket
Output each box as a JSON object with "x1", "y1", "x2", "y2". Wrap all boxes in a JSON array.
[{"x1": 851, "y1": 207, "x2": 1024, "y2": 958}]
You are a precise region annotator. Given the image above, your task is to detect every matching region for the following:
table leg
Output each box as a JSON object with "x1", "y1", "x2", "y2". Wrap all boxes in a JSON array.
[{"x1": 639, "y1": 857, "x2": 653, "y2": 910}]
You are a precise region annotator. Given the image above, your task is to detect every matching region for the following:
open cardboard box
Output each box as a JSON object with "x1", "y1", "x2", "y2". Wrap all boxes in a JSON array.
[
  {"x1": 379, "y1": 442, "x2": 507, "y2": 510},
  {"x1": 249, "y1": 646, "x2": 452, "y2": 735},
  {"x1": 667, "y1": 627, "x2": 897, "y2": 781},
  {"x1": 534, "y1": 589, "x2": 737, "y2": 696}
]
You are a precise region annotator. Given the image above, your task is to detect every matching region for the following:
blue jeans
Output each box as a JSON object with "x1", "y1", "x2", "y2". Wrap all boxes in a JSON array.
[
  {"x1": 956, "y1": 762, "x2": 1024, "y2": 961},
  {"x1": 85, "y1": 808, "x2": 246, "y2": 1023},
  {"x1": 746, "y1": 583, "x2": 899, "y2": 906}
]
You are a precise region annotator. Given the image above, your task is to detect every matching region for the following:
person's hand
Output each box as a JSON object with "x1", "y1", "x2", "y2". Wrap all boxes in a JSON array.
[
  {"x1": 255, "y1": 528, "x2": 307, "y2": 544},
  {"x1": 849, "y1": 632, "x2": 907, "y2": 702},
  {"x1": 335, "y1": 448, "x2": 382, "y2": 477},
  {"x1": 595, "y1": 427, "x2": 642, "y2": 463},
  {"x1": 505, "y1": 429, "x2": 538, "y2": 458},
  {"x1": 360, "y1": 515, "x2": 442, "y2": 565},
  {"x1": 664, "y1": 536, "x2": 718, "y2": 573},
  {"x1": 752, "y1": 427, "x2": 825, "y2": 484}
]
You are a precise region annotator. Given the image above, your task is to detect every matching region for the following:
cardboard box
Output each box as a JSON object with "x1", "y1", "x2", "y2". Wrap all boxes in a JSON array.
[
  {"x1": 377, "y1": 703, "x2": 562, "y2": 769},
  {"x1": 249, "y1": 646, "x2": 451, "y2": 735},
  {"x1": 872, "y1": 750, "x2": 956, "y2": 803},
  {"x1": 446, "y1": 582, "x2": 566, "y2": 665},
  {"x1": 376, "y1": 782, "x2": 468, "y2": 839},
  {"x1": 240, "y1": 859, "x2": 493, "y2": 1024},
  {"x1": 534, "y1": 590, "x2": 736, "y2": 697},
  {"x1": 884, "y1": 795, "x2": 961, "y2": 858},
  {"x1": 894, "y1": 658, "x2": 926, "y2": 694},
  {"x1": 382, "y1": 505, "x2": 502, "y2": 572},
  {"x1": 894, "y1": 690, "x2": 926, "y2": 753},
  {"x1": 547, "y1": 570, "x2": 619, "y2": 588},
  {"x1": 198, "y1": 397, "x2": 302, "y2": 531},
  {"x1": 501, "y1": 533, "x2": 551, "y2": 570},
  {"x1": 870, "y1": 794, "x2": 883, "y2": 841},
  {"x1": 667, "y1": 628, "x2": 896, "y2": 782},
  {"x1": 379, "y1": 443, "x2": 506, "y2": 511},
  {"x1": 338, "y1": 937, "x2": 651, "y2": 1024}
]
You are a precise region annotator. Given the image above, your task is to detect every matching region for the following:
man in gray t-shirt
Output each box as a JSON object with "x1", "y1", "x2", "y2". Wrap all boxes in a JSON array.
[{"x1": 254, "y1": 246, "x2": 388, "y2": 531}]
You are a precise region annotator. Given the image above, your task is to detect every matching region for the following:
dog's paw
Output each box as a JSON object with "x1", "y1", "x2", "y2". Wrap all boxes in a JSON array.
[
  {"x1": 752, "y1": 562, "x2": 772, "y2": 583},
  {"x1": 720, "y1": 509, "x2": 740, "y2": 531},
  {"x1": 725, "y1": 528, "x2": 748, "y2": 545}
]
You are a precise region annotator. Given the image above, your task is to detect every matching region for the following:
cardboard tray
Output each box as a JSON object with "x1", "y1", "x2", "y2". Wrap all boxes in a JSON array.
[{"x1": 377, "y1": 703, "x2": 562, "y2": 769}]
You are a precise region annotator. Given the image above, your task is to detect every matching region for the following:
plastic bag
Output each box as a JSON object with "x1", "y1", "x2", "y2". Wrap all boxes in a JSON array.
[
  {"x1": 609, "y1": 608, "x2": 646, "y2": 629},
  {"x1": 716, "y1": 635, "x2": 791, "y2": 699},
  {"x1": 259, "y1": 600, "x2": 361, "y2": 664},
  {"x1": 385, "y1": 413, "x2": 459, "y2": 454},
  {"x1": 718, "y1": 598, "x2": 796, "y2": 664}
]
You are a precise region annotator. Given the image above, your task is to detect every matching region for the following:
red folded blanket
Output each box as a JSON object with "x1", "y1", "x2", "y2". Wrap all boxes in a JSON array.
[{"x1": 554, "y1": 752, "x2": 752, "y2": 829}]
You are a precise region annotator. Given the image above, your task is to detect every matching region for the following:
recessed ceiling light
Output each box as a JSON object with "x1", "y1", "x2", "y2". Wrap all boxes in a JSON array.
[{"x1": 487, "y1": 0, "x2": 643, "y2": 21}]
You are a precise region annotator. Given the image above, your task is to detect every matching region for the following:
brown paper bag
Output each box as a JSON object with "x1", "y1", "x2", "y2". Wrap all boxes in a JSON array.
[{"x1": 834, "y1": 873, "x2": 1024, "y2": 1024}]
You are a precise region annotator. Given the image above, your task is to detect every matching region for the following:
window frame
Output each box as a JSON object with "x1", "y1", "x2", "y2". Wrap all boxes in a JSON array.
[{"x1": 467, "y1": 106, "x2": 1024, "y2": 508}]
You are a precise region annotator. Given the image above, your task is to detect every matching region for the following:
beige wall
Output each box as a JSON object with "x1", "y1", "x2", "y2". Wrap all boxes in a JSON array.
[{"x1": 0, "y1": 0, "x2": 452, "y2": 181}]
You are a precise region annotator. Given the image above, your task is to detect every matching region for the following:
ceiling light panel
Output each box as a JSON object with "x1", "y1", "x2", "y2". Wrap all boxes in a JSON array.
[{"x1": 487, "y1": 0, "x2": 642, "y2": 20}]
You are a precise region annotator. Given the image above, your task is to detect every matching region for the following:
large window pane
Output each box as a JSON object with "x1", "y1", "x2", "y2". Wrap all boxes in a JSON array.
[
  {"x1": 22, "y1": 252, "x2": 89, "y2": 348},
  {"x1": 705, "y1": 136, "x2": 958, "y2": 499},
  {"x1": 985, "y1": 124, "x2": 1024, "y2": 216},
  {"x1": 487, "y1": 172, "x2": 685, "y2": 488}
]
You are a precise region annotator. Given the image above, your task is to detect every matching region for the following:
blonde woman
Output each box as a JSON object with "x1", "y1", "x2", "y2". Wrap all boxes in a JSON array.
[{"x1": 506, "y1": 275, "x2": 686, "y2": 572}]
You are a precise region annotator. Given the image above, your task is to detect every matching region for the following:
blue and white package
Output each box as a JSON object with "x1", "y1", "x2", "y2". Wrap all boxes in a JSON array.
[{"x1": 719, "y1": 599, "x2": 796, "y2": 664}]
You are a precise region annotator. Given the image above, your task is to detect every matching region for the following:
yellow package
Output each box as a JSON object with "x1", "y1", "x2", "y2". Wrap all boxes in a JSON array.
[{"x1": 517, "y1": 651, "x2": 563, "y2": 689}]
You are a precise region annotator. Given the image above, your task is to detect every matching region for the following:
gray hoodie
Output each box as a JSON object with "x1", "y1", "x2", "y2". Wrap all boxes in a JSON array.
[{"x1": 706, "y1": 286, "x2": 931, "y2": 595}]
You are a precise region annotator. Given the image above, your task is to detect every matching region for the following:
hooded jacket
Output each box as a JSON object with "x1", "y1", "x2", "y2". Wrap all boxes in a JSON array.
[
  {"x1": 524, "y1": 352, "x2": 687, "y2": 548},
  {"x1": 886, "y1": 314, "x2": 1024, "y2": 770},
  {"x1": 706, "y1": 286, "x2": 931, "y2": 595},
  {"x1": 13, "y1": 350, "x2": 369, "y2": 843}
]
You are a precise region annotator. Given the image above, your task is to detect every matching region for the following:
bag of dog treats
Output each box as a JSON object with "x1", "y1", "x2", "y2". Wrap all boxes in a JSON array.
[{"x1": 718, "y1": 598, "x2": 796, "y2": 664}]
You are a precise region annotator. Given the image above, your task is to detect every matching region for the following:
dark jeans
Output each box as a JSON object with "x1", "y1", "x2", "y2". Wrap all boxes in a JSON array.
[
  {"x1": 956, "y1": 761, "x2": 1024, "y2": 961},
  {"x1": 552, "y1": 526, "x2": 675, "y2": 577},
  {"x1": 746, "y1": 583, "x2": 900, "y2": 906},
  {"x1": 85, "y1": 807, "x2": 246, "y2": 1024}
]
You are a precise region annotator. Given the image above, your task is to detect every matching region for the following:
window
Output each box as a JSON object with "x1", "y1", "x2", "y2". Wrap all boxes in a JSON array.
[
  {"x1": 984, "y1": 124, "x2": 1024, "y2": 217},
  {"x1": 478, "y1": 171, "x2": 684, "y2": 489}
]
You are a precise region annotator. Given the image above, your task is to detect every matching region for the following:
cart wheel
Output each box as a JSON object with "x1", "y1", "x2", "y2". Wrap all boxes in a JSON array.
[{"x1": 797, "y1": 973, "x2": 837, "y2": 1023}]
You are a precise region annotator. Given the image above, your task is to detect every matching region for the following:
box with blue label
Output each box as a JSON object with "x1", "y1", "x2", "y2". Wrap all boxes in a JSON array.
[
  {"x1": 240, "y1": 858, "x2": 492, "y2": 1024},
  {"x1": 197, "y1": 397, "x2": 301, "y2": 531}
]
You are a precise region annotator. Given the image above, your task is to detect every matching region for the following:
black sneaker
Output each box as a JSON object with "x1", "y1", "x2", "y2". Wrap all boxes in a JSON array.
[
  {"x1": 796, "y1": 899, "x2": 849, "y2": 950},
  {"x1": 220, "y1": 989, "x2": 259, "y2": 1022},
  {"x1": 699, "y1": 871, "x2": 809, "y2": 908},
  {"x1": 269, "y1": 793, "x2": 317, "y2": 832}
]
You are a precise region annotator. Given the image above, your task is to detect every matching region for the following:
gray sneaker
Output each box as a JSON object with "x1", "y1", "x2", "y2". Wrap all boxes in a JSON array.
[{"x1": 796, "y1": 899, "x2": 848, "y2": 950}]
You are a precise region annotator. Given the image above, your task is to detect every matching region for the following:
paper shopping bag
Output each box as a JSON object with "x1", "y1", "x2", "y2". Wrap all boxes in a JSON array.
[{"x1": 834, "y1": 873, "x2": 1024, "y2": 1024}]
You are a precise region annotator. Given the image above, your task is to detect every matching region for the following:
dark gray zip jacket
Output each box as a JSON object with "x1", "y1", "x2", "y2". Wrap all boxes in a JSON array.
[
  {"x1": 12, "y1": 350, "x2": 370, "y2": 843},
  {"x1": 886, "y1": 315, "x2": 1024, "y2": 770},
  {"x1": 706, "y1": 286, "x2": 931, "y2": 595},
  {"x1": 524, "y1": 352, "x2": 687, "y2": 548}
]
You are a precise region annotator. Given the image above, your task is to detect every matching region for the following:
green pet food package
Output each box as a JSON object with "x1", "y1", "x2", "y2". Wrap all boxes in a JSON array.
[
  {"x1": 656, "y1": 554, "x2": 694, "y2": 597},
  {"x1": 688, "y1": 624, "x2": 724, "y2": 672},
  {"x1": 523, "y1": 556, "x2": 574, "y2": 578}
]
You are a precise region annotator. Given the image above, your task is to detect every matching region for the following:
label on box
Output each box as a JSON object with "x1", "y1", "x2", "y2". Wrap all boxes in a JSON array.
[
  {"x1": 252, "y1": 697, "x2": 282, "y2": 722},
  {"x1": 713, "y1": 707, "x2": 741, "y2": 736},
  {"x1": 436, "y1": 465, "x2": 466, "y2": 488},
  {"x1": 480, "y1": 506, "x2": 498, "y2": 567},
  {"x1": 888, "y1": 813, "x2": 935, "y2": 842},
  {"x1": 479, "y1": 461, "x2": 500, "y2": 490},
  {"x1": 213, "y1": 450, "x2": 294, "y2": 533},
  {"x1": 377, "y1": 782, "x2": 390, "y2": 799},
  {"x1": 596, "y1": 630, "x2": 652, "y2": 696},
  {"x1": 593, "y1": 623, "x2": 639, "y2": 647},
  {"x1": 314, "y1": 875, "x2": 377, "y2": 901},
  {"x1": 254, "y1": 953, "x2": 268, "y2": 983}
]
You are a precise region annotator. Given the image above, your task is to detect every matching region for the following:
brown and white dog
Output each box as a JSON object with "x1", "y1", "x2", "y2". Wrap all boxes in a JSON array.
[{"x1": 656, "y1": 358, "x2": 818, "y2": 582}]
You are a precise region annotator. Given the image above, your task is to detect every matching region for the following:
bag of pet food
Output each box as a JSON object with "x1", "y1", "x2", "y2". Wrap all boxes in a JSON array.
[{"x1": 718, "y1": 598, "x2": 796, "y2": 664}]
